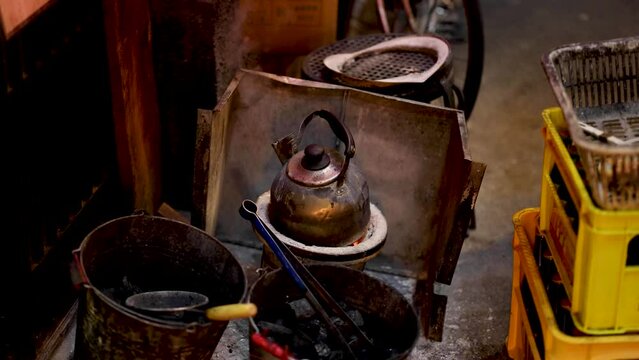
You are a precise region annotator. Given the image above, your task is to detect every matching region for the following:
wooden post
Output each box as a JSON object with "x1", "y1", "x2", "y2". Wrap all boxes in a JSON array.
[{"x1": 102, "y1": 0, "x2": 161, "y2": 213}]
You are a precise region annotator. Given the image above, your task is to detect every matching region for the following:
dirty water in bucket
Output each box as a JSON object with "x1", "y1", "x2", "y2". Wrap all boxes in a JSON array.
[
  {"x1": 248, "y1": 264, "x2": 419, "y2": 360},
  {"x1": 75, "y1": 214, "x2": 247, "y2": 360}
]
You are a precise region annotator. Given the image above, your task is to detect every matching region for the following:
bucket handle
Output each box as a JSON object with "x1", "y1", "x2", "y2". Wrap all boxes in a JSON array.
[{"x1": 71, "y1": 248, "x2": 90, "y2": 289}]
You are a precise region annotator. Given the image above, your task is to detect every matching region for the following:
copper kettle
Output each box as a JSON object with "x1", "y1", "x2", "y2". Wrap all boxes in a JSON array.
[{"x1": 269, "y1": 110, "x2": 370, "y2": 247}]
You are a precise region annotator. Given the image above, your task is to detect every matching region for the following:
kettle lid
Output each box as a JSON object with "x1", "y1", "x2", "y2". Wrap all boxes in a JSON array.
[
  {"x1": 287, "y1": 144, "x2": 344, "y2": 186},
  {"x1": 272, "y1": 110, "x2": 355, "y2": 187}
]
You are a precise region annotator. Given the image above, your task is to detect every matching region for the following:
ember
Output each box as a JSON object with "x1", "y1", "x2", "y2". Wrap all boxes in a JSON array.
[{"x1": 257, "y1": 299, "x2": 400, "y2": 360}]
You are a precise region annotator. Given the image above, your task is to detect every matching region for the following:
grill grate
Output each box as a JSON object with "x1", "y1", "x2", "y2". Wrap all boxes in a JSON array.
[
  {"x1": 303, "y1": 34, "x2": 403, "y2": 82},
  {"x1": 302, "y1": 34, "x2": 452, "y2": 103},
  {"x1": 556, "y1": 47, "x2": 639, "y2": 143},
  {"x1": 341, "y1": 51, "x2": 436, "y2": 80},
  {"x1": 559, "y1": 52, "x2": 639, "y2": 108},
  {"x1": 600, "y1": 116, "x2": 639, "y2": 141}
]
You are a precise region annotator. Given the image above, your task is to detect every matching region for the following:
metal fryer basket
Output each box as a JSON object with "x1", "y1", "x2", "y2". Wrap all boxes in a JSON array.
[{"x1": 543, "y1": 36, "x2": 639, "y2": 210}]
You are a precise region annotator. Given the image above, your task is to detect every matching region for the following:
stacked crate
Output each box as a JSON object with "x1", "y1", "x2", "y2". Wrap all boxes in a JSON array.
[
  {"x1": 506, "y1": 109, "x2": 639, "y2": 360},
  {"x1": 508, "y1": 208, "x2": 639, "y2": 360},
  {"x1": 539, "y1": 108, "x2": 639, "y2": 334},
  {"x1": 507, "y1": 36, "x2": 639, "y2": 359}
]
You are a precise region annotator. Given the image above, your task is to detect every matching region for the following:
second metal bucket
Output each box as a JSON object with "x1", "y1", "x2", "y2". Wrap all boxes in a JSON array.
[
  {"x1": 247, "y1": 264, "x2": 419, "y2": 359},
  {"x1": 73, "y1": 213, "x2": 247, "y2": 359}
]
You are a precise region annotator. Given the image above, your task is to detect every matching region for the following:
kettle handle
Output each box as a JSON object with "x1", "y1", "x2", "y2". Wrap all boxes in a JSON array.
[{"x1": 298, "y1": 110, "x2": 355, "y2": 182}]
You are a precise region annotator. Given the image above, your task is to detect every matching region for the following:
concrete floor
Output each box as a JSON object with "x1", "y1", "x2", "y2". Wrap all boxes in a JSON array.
[{"x1": 417, "y1": 0, "x2": 639, "y2": 358}]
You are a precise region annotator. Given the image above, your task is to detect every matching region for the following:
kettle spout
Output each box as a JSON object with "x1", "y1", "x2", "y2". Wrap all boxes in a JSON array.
[{"x1": 271, "y1": 134, "x2": 297, "y2": 165}]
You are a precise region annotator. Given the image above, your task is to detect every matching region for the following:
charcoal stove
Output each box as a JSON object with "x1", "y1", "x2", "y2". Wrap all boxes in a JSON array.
[
  {"x1": 254, "y1": 192, "x2": 387, "y2": 270},
  {"x1": 302, "y1": 33, "x2": 457, "y2": 106}
]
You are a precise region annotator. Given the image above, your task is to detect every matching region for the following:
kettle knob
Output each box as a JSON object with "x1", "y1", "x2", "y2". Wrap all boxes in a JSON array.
[{"x1": 301, "y1": 144, "x2": 330, "y2": 170}]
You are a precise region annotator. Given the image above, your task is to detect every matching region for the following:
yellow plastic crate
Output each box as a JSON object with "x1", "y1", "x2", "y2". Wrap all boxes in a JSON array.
[
  {"x1": 540, "y1": 108, "x2": 639, "y2": 335},
  {"x1": 507, "y1": 208, "x2": 639, "y2": 360}
]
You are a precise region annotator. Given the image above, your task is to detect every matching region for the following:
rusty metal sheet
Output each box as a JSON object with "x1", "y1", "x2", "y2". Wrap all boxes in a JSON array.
[
  {"x1": 194, "y1": 69, "x2": 482, "y2": 281},
  {"x1": 436, "y1": 162, "x2": 486, "y2": 285}
]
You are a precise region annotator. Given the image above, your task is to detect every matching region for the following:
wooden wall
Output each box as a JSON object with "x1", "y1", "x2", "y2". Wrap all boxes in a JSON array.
[{"x1": 0, "y1": 0, "x2": 129, "y2": 357}]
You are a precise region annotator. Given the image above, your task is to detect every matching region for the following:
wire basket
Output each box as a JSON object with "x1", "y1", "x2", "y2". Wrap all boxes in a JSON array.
[{"x1": 542, "y1": 36, "x2": 639, "y2": 210}]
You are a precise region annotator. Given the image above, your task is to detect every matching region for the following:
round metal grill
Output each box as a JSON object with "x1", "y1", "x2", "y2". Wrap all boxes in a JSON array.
[
  {"x1": 303, "y1": 34, "x2": 402, "y2": 82},
  {"x1": 302, "y1": 33, "x2": 452, "y2": 103},
  {"x1": 340, "y1": 51, "x2": 436, "y2": 80}
]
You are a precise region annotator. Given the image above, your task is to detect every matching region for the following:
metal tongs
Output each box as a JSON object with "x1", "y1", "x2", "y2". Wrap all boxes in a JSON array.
[{"x1": 239, "y1": 200, "x2": 376, "y2": 359}]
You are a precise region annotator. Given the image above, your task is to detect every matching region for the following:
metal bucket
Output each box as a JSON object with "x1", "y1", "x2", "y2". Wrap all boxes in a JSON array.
[
  {"x1": 73, "y1": 213, "x2": 247, "y2": 359},
  {"x1": 247, "y1": 264, "x2": 419, "y2": 359}
]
